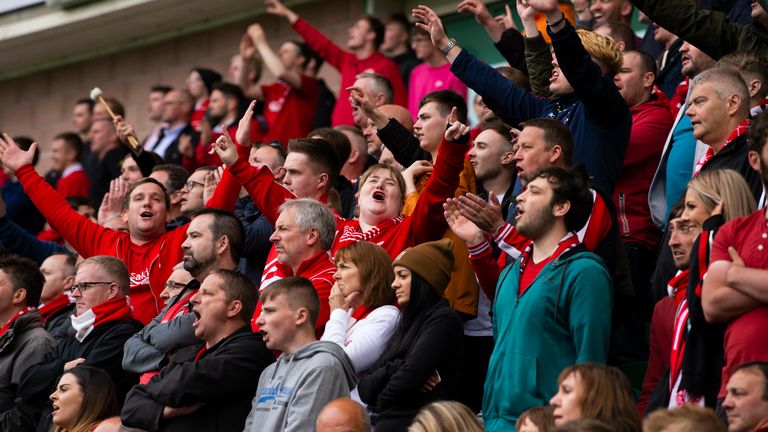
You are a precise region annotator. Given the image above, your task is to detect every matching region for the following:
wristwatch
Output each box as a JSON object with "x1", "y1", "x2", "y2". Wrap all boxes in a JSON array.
[{"x1": 441, "y1": 38, "x2": 458, "y2": 56}]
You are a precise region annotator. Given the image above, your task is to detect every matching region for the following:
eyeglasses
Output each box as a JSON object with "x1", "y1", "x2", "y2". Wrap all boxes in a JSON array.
[
  {"x1": 164, "y1": 281, "x2": 187, "y2": 291},
  {"x1": 184, "y1": 180, "x2": 204, "y2": 191},
  {"x1": 70, "y1": 281, "x2": 113, "y2": 294}
]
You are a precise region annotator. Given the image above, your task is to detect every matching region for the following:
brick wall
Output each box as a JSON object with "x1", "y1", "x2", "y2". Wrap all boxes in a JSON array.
[{"x1": 0, "y1": 0, "x2": 365, "y2": 173}]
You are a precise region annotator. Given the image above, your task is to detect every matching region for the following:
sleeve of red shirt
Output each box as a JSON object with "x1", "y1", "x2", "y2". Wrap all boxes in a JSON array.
[
  {"x1": 292, "y1": 18, "x2": 347, "y2": 71},
  {"x1": 408, "y1": 137, "x2": 469, "y2": 246},
  {"x1": 229, "y1": 158, "x2": 297, "y2": 225},
  {"x1": 16, "y1": 164, "x2": 122, "y2": 258},
  {"x1": 710, "y1": 220, "x2": 735, "y2": 263},
  {"x1": 467, "y1": 240, "x2": 503, "y2": 300}
]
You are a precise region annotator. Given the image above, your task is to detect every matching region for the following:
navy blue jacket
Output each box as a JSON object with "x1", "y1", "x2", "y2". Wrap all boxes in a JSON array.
[{"x1": 450, "y1": 21, "x2": 631, "y2": 196}]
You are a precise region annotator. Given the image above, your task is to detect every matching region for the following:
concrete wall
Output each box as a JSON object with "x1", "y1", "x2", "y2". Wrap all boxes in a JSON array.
[{"x1": 0, "y1": 0, "x2": 366, "y2": 172}]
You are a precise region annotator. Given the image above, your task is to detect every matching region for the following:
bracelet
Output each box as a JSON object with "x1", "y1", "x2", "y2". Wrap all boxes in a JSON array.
[
  {"x1": 441, "y1": 38, "x2": 458, "y2": 56},
  {"x1": 547, "y1": 12, "x2": 567, "y2": 28}
]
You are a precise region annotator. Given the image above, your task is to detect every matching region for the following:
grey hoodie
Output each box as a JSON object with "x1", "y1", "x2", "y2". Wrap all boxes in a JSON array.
[{"x1": 242, "y1": 340, "x2": 357, "y2": 432}]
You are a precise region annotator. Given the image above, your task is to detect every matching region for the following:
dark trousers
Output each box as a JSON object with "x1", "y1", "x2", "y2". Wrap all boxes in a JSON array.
[{"x1": 456, "y1": 335, "x2": 494, "y2": 413}]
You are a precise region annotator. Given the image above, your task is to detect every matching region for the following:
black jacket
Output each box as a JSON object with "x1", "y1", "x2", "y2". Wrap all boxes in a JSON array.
[
  {"x1": 700, "y1": 134, "x2": 763, "y2": 202},
  {"x1": 18, "y1": 317, "x2": 142, "y2": 432},
  {"x1": 121, "y1": 326, "x2": 274, "y2": 432},
  {"x1": 358, "y1": 300, "x2": 464, "y2": 432}
]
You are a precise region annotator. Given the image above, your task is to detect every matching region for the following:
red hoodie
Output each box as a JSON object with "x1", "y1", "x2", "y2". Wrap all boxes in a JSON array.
[
  {"x1": 16, "y1": 164, "x2": 240, "y2": 325},
  {"x1": 613, "y1": 93, "x2": 673, "y2": 251}
]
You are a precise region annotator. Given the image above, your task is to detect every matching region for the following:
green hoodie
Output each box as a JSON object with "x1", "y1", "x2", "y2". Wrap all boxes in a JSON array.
[{"x1": 482, "y1": 247, "x2": 612, "y2": 432}]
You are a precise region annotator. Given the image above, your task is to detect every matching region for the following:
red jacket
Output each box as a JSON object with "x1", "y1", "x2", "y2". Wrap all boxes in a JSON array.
[
  {"x1": 229, "y1": 136, "x2": 468, "y2": 260},
  {"x1": 16, "y1": 164, "x2": 240, "y2": 325},
  {"x1": 56, "y1": 165, "x2": 90, "y2": 198},
  {"x1": 613, "y1": 94, "x2": 672, "y2": 251},
  {"x1": 252, "y1": 250, "x2": 336, "y2": 334},
  {"x1": 292, "y1": 18, "x2": 407, "y2": 127}
]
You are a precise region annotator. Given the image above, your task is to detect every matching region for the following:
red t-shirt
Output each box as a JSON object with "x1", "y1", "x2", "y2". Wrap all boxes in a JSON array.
[
  {"x1": 262, "y1": 76, "x2": 319, "y2": 146},
  {"x1": 710, "y1": 209, "x2": 768, "y2": 397},
  {"x1": 518, "y1": 235, "x2": 579, "y2": 296}
]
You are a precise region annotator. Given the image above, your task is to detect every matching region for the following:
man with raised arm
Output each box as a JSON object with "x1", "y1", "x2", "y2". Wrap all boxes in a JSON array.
[
  {"x1": 264, "y1": 0, "x2": 406, "y2": 126},
  {"x1": 0, "y1": 134, "x2": 240, "y2": 324}
]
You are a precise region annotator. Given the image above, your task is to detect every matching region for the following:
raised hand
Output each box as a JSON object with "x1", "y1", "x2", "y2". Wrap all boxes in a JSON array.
[
  {"x1": 444, "y1": 107, "x2": 471, "y2": 142},
  {"x1": 0, "y1": 133, "x2": 36, "y2": 172},
  {"x1": 240, "y1": 33, "x2": 257, "y2": 60},
  {"x1": 202, "y1": 166, "x2": 223, "y2": 205},
  {"x1": 457, "y1": 192, "x2": 505, "y2": 234},
  {"x1": 113, "y1": 115, "x2": 135, "y2": 144},
  {"x1": 457, "y1": 0, "x2": 494, "y2": 25},
  {"x1": 265, "y1": 0, "x2": 298, "y2": 23},
  {"x1": 236, "y1": 100, "x2": 256, "y2": 147},
  {"x1": 496, "y1": 4, "x2": 517, "y2": 30},
  {"x1": 209, "y1": 134, "x2": 239, "y2": 166},
  {"x1": 444, "y1": 197, "x2": 485, "y2": 245},
  {"x1": 178, "y1": 134, "x2": 195, "y2": 159},
  {"x1": 521, "y1": 0, "x2": 559, "y2": 14},
  {"x1": 412, "y1": 5, "x2": 450, "y2": 49},
  {"x1": 247, "y1": 23, "x2": 267, "y2": 46}
]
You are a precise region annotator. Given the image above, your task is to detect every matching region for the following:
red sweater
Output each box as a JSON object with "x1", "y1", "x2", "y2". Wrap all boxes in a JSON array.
[
  {"x1": 56, "y1": 165, "x2": 90, "y2": 198},
  {"x1": 229, "y1": 136, "x2": 469, "y2": 259},
  {"x1": 262, "y1": 76, "x2": 319, "y2": 146},
  {"x1": 252, "y1": 249, "x2": 336, "y2": 334},
  {"x1": 292, "y1": 18, "x2": 407, "y2": 127},
  {"x1": 16, "y1": 164, "x2": 240, "y2": 325},
  {"x1": 613, "y1": 94, "x2": 672, "y2": 251}
]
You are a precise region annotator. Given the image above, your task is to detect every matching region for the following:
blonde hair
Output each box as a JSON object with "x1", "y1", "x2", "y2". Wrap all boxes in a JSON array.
[
  {"x1": 576, "y1": 29, "x2": 623, "y2": 76},
  {"x1": 408, "y1": 401, "x2": 484, "y2": 432},
  {"x1": 687, "y1": 169, "x2": 756, "y2": 222},
  {"x1": 643, "y1": 405, "x2": 726, "y2": 432}
]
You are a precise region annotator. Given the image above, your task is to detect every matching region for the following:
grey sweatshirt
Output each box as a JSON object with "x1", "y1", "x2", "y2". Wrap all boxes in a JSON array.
[{"x1": 242, "y1": 340, "x2": 357, "y2": 432}]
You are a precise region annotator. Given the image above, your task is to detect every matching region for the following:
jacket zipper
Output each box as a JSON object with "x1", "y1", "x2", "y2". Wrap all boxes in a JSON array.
[{"x1": 618, "y1": 193, "x2": 630, "y2": 236}]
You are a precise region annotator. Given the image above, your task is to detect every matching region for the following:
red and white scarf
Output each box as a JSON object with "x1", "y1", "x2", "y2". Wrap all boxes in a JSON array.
[
  {"x1": 71, "y1": 297, "x2": 133, "y2": 342},
  {"x1": 667, "y1": 269, "x2": 704, "y2": 407},
  {"x1": 336, "y1": 216, "x2": 405, "y2": 245},
  {"x1": 0, "y1": 306, "x2": 37, "y2": 338},
  {"x1": 693, "y1": 119, "x2": 750, "y2": 176},
  {"x1": 160, "y1": 290, "x2": 197, "y2": 324},
  {"x1": 38, "y1": 293, "x2": 74, "y2": 324}
]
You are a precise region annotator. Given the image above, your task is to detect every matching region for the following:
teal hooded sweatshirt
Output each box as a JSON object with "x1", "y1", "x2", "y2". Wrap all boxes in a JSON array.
[{"x1": 482, "y1": 247, "x2": 612, "y2": 431}]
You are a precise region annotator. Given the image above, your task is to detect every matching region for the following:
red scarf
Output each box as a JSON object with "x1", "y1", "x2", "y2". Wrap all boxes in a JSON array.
[
  {"x1": 71, "y1": 297, "x2": 133, "y2": 342},
  {"x1": 693, "y1": 119, "x2": 750, "y2": 176},
  {"x1": 669, "y1": 269, "x2": 691, "y2": 391},
  {"x1": 160, "y1": 290, "x2": 197, "y2": 324},
  {"x1": 336, "y1": 216, "x2": 405, "y2": 245},
  {"x1": 0, "y1": 307, "x2": 37, "y2": 338},
  {"x1": 38, "y1": 293, "x2": 73, "y2": 324},
  {"x1": 517, "y1": 233, "x2": 580, "y2": 296}
]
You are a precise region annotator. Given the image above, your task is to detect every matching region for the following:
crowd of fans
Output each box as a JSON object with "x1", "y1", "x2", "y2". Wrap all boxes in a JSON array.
[{"x1": 1, "y1": 0, "x2": 768, "y2": 430}]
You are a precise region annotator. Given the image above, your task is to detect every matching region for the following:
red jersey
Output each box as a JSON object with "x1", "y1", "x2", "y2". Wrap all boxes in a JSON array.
[
  {"x1": 262, "y1": 76, "x2": 319, "y2": 146},
  {"x1": 16, "y1": 164, "x2": 241, "y2": 325},
  {"x1": 292, "y1": 18, "x2": 407, "y2": 127},
  {"x1": 56, "y1": 164, "x2": 90, "y2": 198},
  {"x1": 710, "y1": 209, "x2": 768, "y2": 397},
  {"x1": 190, "y1": 99, "x2": 209, "y2": 132}
]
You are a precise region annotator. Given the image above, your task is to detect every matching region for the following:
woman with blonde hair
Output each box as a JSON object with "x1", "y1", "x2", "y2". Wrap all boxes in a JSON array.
[
  {"x1": 662, "y1": 168, "x2": 756, "y2": 409},
  {"x1": 321, "y1": 241, "x2": 399, "y2": 403},
  {"x1": 49, "y1": 366, "x2": 119, "y2": 432},
  {"x1": 549, "y1": 363, "x2": 640, "y2": 432},
  {"x1": 408, "y1": 401, "x2": 483, "y2": 432}
]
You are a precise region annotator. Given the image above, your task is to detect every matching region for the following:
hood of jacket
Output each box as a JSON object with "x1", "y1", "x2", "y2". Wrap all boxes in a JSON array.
[{"x1": 272, "y1": 340, "x2": 357, "y2": 388}]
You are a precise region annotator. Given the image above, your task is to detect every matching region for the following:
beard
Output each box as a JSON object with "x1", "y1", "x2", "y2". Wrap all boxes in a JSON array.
[
  {"x1": 517, "y1": 203, "x2": 556, "y2": 240},
  {"x1": 183, "y1": 251, "x2": 217, "y2": 278}
]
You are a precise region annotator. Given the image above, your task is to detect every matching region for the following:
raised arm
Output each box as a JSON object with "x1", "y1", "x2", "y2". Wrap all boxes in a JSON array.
[{"x1": 248, "y1": 24, "x2": 303, "y2": 91}]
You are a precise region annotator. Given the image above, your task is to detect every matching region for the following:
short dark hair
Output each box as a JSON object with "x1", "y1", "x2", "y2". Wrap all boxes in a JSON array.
[
  {"x1": 75, "y1": 98, "x2": 94, "y2": 111},
  {"x1": 0, "y1": 256, "x2": 44, "y2": 307},
  {"x1": 480, "y1": 120, "x2": 515, "y2": 145},
  {"x1": 527, "y1": 166, "x2": 593, "y2": 232},
  {"x1": 260, "y1": 276, "x2": 320, "y2": 327},
  {"x1": 53, "y1": 132, "x2": 84, "y2": 162},
  {"x1": 66, "y1": 196, "x2": 93, "y2": 211},
  {"x1": 189, "y1": 208, "x2": 245, "y2": 262},
  {"x1": 13, "y1": 136, "x2": 39, "y2": 166},
  {"x1": 362, "y1": 15, "x2": 386, "y2": 49},
  {"x1": 626, "y1": 49, "x2": 658, "y2": 77},
  {"x1": 732, "y1": 361, "x2": 768, "y2": 400},
  {"x1": 208, "y1": 269, "x2": 257, "y2": 323},
  {"x1": 287, "y1": 138, "x2": 341, "y2": 184},
  {"x1": 101, "y1": 97, "x2": 125, "y2": 118},
  {"x1": 497, "y1": 66, "x2": 531, "y2": 92},
  {"x1": 152, "y1": 164, "x2": 189, "y2": 193},
  {"x1": 748, "y1": 110, "x2": 768, "y2": 154},
  {"x1": 594, "y1": 20, "x2": 636, "y2": 50},
  {"x1": 718, "y1": 49, "x2": 768, "y2": 100},
  {"x1": 212, "y1": 82, "x2": 245, "y2": 108},
  {"x1": 386, "y1": 13, "x2": 411, "y2": 34},
  {"x1": 285, "y1": 40, "x2": 316, "y2": 69},
  {"x1": 668, "y1": 201, "x2": 685, "y2": 221},
  {"x1": 308, "y1": 127, "x2": 352, "y2": 164},
  {"x1": 256, "y1": 141, "x2": 288, "y2": 167},
  {"x1": 418, "y1": 90, "x2": 468, "y2": 124},
  {"x1": 150, "y1": 85, "x2": 172, "y2": 94},
  {"x1": 520, "y1": 118, "x2": 574, "y2": 166},
  {"x1": 123, "y1": 177, "x2": 170, "y2": 211}
]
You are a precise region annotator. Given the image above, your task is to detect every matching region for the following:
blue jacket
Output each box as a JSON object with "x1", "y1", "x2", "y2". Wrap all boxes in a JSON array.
[
  {"x1": 482, "y1": 246, "x2": 612, "y2": 431},
  {"x1": 450, "y1": 21, "x2": 631, "y2": 196},
  {"x1": 0, "y1": 217, "x2": 71, "y2": 264}
]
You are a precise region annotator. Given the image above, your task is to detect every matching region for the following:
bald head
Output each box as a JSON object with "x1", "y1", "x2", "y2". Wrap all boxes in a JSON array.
[
  {"x1": 379, "y1": 104, "x2": 413, "y2": 131},
  {"x1": 316, "y1": 398, "x2": 371, "y2": 432}
]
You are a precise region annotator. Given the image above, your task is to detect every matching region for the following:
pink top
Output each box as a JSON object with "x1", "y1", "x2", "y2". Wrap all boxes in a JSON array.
[{"x1": 408, "y1": 62, "x2": 467, "y2": 118}]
